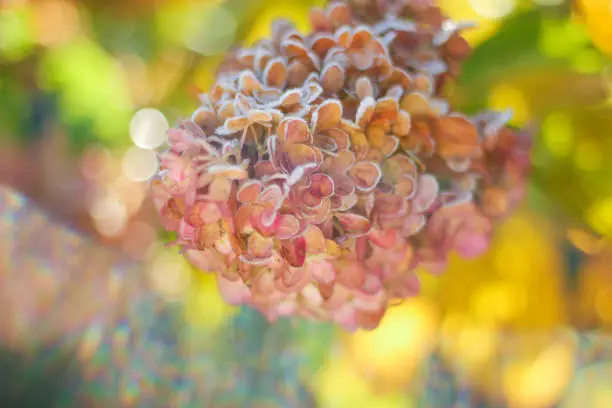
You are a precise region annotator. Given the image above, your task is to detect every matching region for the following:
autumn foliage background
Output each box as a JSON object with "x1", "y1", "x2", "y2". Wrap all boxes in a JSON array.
[{"x1": 2, "y1": 0, "x2": 612, "y2": 407}]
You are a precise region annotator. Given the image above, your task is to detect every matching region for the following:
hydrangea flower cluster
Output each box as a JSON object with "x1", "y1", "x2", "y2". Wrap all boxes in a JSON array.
[{"x1": 152, "y1": 0, "x2": 530, "y2": 331}]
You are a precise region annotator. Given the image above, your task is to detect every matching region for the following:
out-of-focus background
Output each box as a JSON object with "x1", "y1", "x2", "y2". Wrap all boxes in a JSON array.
[{"x1": 2, "y1": 0, "x2": 612, "y2": 407}]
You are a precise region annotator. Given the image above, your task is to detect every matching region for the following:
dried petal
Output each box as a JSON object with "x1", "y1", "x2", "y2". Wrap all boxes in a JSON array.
[
  {"x1": 278, "y1": 117, "x2": 312, "y2": 145},
  {"x1": 413, "y1": 174, "x2": 439, "y2": 213},
  {"x1": 313, "y1": 99, "x2": 343, "y2": 132},
  {"x1": 248, "y1": 234, "x2": 274, "y2": 258},
  {"x1": 349, "y1": 161, "x2": 382, "y2": 192},
  {"x1": 336, "y1": 213, "x2": 372, "y2": 236},
  {"x1": 281, "y1": 237, "x2": 307, "y2": 267},
  {"x1": 356, "y1": 97, "x2": 375, "y2": 129},
  {"x1": 237, "y1": 180, "x2": 262, "y2": 203},
  {"x1": 310, "y1": 173, "x2": 335, "y2": 198},
  {"x1": 264, "y1": 57, "x2": 288, "y2": 88},
  {"x1": 321, "y1": 63, "x2": 345, "y2": 93}
]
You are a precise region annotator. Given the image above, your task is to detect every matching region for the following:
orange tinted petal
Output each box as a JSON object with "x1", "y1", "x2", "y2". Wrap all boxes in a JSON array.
[
  {"x1": 321, "y1": 63, "x2": 345, "y2": 93},
  {"x1": 278, "y1": 117, "x2": 311, "y2": 145},
  {"x1": 314, "y1": 99, "x2": 343, "y2": 132},
  {"x1": 264, "y1": 57, "x2": 288, "y2": 88},
  {"x1": 237, "y1": 180, "x2": 262, "y2": 203},
  {"x1": 336, "y1": 213, "x2": 372, "y2": 236},
  {"x1": 349, "y1": 161, "x2": 382, "y2": 192}
]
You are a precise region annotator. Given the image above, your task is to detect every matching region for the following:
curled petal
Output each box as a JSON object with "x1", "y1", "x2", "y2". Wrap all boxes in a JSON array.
[
  {"x1": 277, "y1": 214, "x2": 301, "y2": 239},
  {"x1": 310, "y1": 172, "x2": 335, "y2": 198},
  {"x1": 349, "y1": 161, "x2": 382, "y2": 192},
  {"x1": 237, "y1": 180, "x2": 262, "y2": 203},
  {"x1": 313, "y1": 99, "x2": 343, "y2": 132},
  {"x1": 356, "y1": 97, "x2": 375, "y2": 129},
  {"x1": 336, "y1": 213, "x2": 372, "y2": 236},
  {"x1": 314, "y1": 133, "x2": 339, "y2": 153},
  {"x1": 259, "y1": 184, "x2": 285, "y2": 208},
  {"x1": 285, "y1": 144, "x2": 323, "y2": 172},
  {"x1": 248, "y1": 109, "x2": 273, "y2": 123},
  {"x1": 238, "y1": 70, "x2": 262, "y2": 94},
  {"x1": 303, "y1": 197, "x2": 332, "y2": 224},
  {"x1": 281, "y1": 237, "x2": 307, "y2": 268},
  {"x1": 220, "y1": 116, "x2": 249, "y2": 134},
  {"x1": 327, "y1": 128, "x2": 351, "y2": 151},
  {"x1": 278, "y1": 117, "x2": 312, "y2": 145},
  {"x1": 414, "y1": 174, "x2": 439, "y2": 213}
]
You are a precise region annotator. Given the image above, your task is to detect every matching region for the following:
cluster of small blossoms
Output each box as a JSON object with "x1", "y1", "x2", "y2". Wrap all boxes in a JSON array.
[{"x1": 152, "y1": 0, "x2": 530, "y2": 331}]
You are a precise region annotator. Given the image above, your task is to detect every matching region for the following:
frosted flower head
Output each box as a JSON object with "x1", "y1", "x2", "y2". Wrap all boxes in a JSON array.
[{"x1": 153, "y1": 0, "x2": 530, "y2": 331}]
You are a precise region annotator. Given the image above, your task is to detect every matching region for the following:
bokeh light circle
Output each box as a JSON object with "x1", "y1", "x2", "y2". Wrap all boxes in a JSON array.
[
  {"x1": 122, "y1": 146, "x2": 159, "y2": 182},
  {"x1": 129, "y1": 108, "x2": 169, "y2": 149}
]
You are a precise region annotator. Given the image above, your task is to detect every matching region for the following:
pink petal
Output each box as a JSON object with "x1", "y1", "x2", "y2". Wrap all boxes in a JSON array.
[
  {"x1": 281, "y1": 236, "x2": 307, "y2": 267},
  {"x1": 217, "y1": 275, "x2": 252, "y2": 305},
  {"x1": 402, "y1": 214, "x2": 426, "y2": 237},
  {"x1": 284, "y1": 144, "x2": 323, "y2": 173},
  {"x1": 303, "y1": 224, "x2": 326, "y2": 254},
  {"x1": 310, "y1": 173, "x2": 335, "y2": 198},
  {"x1": 308, "y1": 259, "x2": 336, "y2": 284},
  {"x1": 259, "y1": 184, "x2": 285, "y2": 208},
  {"x1": 277, "y1": 214, "x2": 301, "y2": 240},
  {"x1": 301, "y1": 284, "x2": 324, "y2": 307},
  {"x1": 237, "y1": 180, "x2": 262, "y2": 203},
  {"x1": 336, "y1": 261, "x2": 366, "y2": 289},
  {"x1": 349, "y1": 161, "x2": 382, "y2": 192},
  {"x1": 369, "y1": 228, "x2": 398, "y2": 248},
  {"x1": 278, "y1": 117, "x2": 312, "y2": 145},
  {"x1": 276, "y1": 265, "x2": 309, "y2": 292},
  {"x1": 303, "y1": 197, "x2": 332, "y2": 225},
  {"x1": 247, "y1": 234, "x2": 274, "y2": 258},
  {"x1": 336, "y1": 213, "x2": 372, "y2": 237},
  {"x1": 413, "y1": 174, "x2": 439, "y2": 213},
  {"x1": 327, "y1": 128, "x2": 351, "y2": 150}
]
